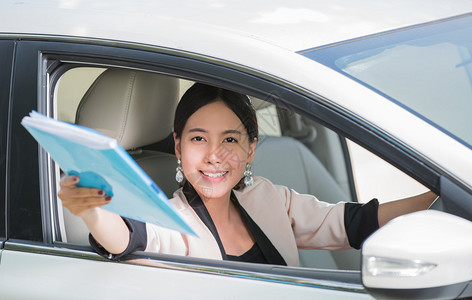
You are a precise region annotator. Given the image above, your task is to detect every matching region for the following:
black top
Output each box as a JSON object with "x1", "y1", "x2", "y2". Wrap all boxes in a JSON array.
[
  {"x1": 226, "y1": 243, "x2": 267, "y2": 264},
  {"x1": 90, "y1": 181, "x2": 379, "y2": 263}
]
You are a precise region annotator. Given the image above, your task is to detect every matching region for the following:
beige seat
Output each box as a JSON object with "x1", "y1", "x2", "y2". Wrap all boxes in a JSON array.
[
  {"x1": 252, "y1": 98, "x2": 360, "y2": 270},
  {"x1": 253, "y1": 136, "x2": 361, "y2": 270},
  {"x1": 62, "y1": 68, "x2": 180, "y2": 244}
]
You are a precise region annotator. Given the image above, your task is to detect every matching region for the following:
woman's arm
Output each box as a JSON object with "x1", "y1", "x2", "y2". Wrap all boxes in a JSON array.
[
  {"x1": 377, "y1": 191, "x2": 438, "y2": 227},
  {"x1": 59, "y1": 175, "x2": 130, "y2": 254}
]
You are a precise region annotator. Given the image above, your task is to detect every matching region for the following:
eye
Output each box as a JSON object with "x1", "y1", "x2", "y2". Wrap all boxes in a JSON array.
[
  {"x1": 191, "y1": 136, "x2": 205, "y2": 142},
  {"x1": 224, "y1": 137, "x2": 238, "y2": 143}
]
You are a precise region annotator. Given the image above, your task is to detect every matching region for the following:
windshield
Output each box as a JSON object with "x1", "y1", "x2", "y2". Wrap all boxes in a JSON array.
[{"x1": 301, "y1": 14, "x2": 472, "y2": 150}]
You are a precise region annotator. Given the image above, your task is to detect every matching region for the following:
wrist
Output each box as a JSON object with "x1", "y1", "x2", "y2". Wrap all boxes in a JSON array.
[{"x1": 80, "y1": 207, "x2": 101, "y2": 224}]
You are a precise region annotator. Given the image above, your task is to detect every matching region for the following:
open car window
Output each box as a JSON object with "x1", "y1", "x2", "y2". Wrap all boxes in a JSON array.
[{"x1": 50, "y1": 65, "x2": 430, "y2": 273}]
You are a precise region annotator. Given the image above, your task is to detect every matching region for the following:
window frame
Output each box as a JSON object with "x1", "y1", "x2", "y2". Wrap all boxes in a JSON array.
[
  {"x1": 7, "y1": 40, "x2": 44, "y2": 243},
  {"x1": 0, "y1": 39, "x2": 15, "y2": 243}
]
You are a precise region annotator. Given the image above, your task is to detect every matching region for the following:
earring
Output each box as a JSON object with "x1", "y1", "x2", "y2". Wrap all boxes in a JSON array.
[
  {"x1": 243, "y1": 163, "x2": 254, "y2": 186},
  {"x1": 176, "y1": 159, "x2": 184, "y2": 183}
]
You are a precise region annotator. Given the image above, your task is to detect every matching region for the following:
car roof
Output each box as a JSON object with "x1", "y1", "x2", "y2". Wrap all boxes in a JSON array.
[{"x1": 2, "y1": 0, "x2": 472, "y2": 52}]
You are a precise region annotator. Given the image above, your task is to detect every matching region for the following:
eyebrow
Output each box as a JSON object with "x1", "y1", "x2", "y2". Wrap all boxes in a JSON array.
[
  {"x1": 222, "y1": 129, "x2": 242, "y2": 135},
  {"x1": 187, "y1": 128, "x2": 207, "y2": 133},
  {"x1": 187, "y1": 128, "x2": 242, "y2": 135}
]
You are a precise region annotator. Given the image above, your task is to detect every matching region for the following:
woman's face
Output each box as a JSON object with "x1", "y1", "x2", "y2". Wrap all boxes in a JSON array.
[{"x1": 174, "y1": 100, "x2": 257, "y2": 202}]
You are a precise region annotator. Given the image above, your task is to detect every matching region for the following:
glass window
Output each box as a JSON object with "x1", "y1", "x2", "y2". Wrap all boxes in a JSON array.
[
  {"x1": 302, "y1": 15, "x2": 472, "y2": 149},
  {"x1": 256, "y1": 104, "x2": 282, "y2": 136},
  {"x1": 347, "y1": 140, "x2": 428, "y2": 203}
]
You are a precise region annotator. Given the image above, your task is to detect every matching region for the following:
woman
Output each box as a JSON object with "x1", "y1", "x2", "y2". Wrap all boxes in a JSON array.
[{"x1": 59, "y1": 83, "x2": 437, "y2": 266}]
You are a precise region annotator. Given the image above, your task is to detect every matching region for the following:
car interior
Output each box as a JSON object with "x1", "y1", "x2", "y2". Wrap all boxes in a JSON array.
[{"x1": 52, "y1": 66, "x2": 396, "y2": 271}]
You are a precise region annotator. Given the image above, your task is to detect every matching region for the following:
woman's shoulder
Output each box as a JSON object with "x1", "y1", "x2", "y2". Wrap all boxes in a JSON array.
[{"x1": 235, "y1": 176, "x2": 288, "y2": 197}]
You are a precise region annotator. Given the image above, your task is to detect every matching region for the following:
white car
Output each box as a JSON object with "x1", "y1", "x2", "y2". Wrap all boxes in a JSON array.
[{"x1": 1, "y1": 1, "x2": 471, "y2": 299}]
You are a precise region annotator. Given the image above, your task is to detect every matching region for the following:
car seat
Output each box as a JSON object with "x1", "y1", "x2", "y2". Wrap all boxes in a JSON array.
[
  {"x1": 251, "y1": 98, "x2": 361, "y2": 270},
  {"x1": 62, "y1": 68, "x2": 180, "y2": 244}
]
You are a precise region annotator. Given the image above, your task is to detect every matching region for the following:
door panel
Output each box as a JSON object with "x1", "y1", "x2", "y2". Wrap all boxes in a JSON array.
[{"x1": 0, "y1": 248, "x2": 372, "y2": 300}]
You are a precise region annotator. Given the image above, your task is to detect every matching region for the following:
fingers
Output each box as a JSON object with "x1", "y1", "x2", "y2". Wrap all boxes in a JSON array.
[
  {"x1": 64, "y1": 196, "x2": 111, "y2": 217},
  {"x1": 60, "y1": 189, "x2": 110, "y2": 206},
  {"x1": 60, "y1": 175, "x2": 80, "y2": 188},
  {"x1": 60, "y1": 190, "x2": 112, "y2": 216},
  {"x1": 59, "y1": 185, "x2": 104, "y2": 199},
  {"x1": 58, "y1": 175, "x2": 112, "y2": 216}
]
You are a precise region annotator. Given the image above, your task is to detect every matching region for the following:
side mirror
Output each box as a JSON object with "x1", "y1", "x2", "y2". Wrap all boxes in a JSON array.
[{"x1": 362, "y1": 210, "x2": 472, "y2": 299}]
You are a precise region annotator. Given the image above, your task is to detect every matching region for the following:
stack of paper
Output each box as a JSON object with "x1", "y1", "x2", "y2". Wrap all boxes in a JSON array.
[{"x1": 22, "y1": 111, "x2": 195, "y2": 236}]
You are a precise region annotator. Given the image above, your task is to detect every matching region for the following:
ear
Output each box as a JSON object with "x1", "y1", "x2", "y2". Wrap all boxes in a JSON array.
[
  {"x1": 247, "y1": 137, "x2": 258, "y2": 164},
  {"x1": 173, "y1": 132, "x2": 181, "y2": 159}
]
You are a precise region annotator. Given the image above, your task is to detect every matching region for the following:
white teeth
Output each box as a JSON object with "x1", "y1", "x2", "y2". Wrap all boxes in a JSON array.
[{"x1": 202, "y1": 171, "x2": 227, "y2": 178}]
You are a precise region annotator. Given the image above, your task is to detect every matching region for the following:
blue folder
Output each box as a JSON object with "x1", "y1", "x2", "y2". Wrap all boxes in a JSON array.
[{"x1": 22, "y1": 111, "x2": 195, "y2": 236}]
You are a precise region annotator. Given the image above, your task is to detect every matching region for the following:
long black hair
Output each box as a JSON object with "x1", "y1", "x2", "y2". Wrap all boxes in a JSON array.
[{"x1": 174, "y1": 83, "x2": 258, "y2": 143}]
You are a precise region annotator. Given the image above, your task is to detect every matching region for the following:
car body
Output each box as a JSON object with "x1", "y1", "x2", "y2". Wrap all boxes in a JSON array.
[{"x1": 1, "y1": 1, "x2": 472, "y2": 299}]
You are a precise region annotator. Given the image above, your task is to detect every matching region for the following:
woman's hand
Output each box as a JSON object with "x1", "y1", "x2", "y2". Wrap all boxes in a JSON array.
[
  {"x1": 58, "y1": 175, "x2": 130, "y2": 254},
  {"x1": 58, "y1": 175, "x2": 111, "y2": 217}
]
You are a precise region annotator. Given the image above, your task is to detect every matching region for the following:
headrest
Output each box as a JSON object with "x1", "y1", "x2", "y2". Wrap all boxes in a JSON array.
[{"x1": 76, "y1": 69, "x2": 179, "y2": 150}]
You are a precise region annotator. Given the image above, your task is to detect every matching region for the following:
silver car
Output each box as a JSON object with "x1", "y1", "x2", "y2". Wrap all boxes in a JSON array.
[{"x1": 1, "y1": 1, "x2": 471, "y2": 299}]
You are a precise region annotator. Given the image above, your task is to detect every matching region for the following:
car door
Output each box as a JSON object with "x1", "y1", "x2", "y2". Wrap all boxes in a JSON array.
[{"x1": 0, "y1": 39, "x2": 376, "y2": 299}]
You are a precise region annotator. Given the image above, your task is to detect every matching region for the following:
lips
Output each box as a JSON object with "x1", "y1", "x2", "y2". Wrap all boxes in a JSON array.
[{"x1": 200, "y1": 170, "x2": 228, "y2": 178}]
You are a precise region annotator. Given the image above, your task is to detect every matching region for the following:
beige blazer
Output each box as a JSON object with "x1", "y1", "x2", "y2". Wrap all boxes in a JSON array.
[{"x1": 144, "y1": 176, "x2": 350, "y2": 267}]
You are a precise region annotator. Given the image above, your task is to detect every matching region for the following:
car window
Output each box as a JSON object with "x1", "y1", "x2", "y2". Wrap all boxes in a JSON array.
[
  {"x1": 53, "y1": 66, "x2": 347, "y2": 243},
  {"x1": 48, "y1": 64, "x2": 430, "y2": 274},
  {"x1": 347, "y1": 140, "x2": 428, "y2": 203},
  {"x1": 302, "y1": 14, "x2": 472, "y2": 150},
  {"x1": 254, "y1": 102, "x2": 282, "y2": 136}
]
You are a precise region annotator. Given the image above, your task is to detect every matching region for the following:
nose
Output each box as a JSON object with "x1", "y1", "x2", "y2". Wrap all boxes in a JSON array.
[{"x1": 205, "y1": 142, "x2": 223, "y2": 165}]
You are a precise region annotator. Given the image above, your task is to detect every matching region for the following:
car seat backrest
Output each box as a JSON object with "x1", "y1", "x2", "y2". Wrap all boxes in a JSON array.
[
  {"x1": 75, "y1": 68, "x2": 180, "y2": 197},
  {"x1": 76, "y1": 68, "x2": 178, "y2": 150},
  {"x1": 62, "y1": 68, "x2": 180, "y2": 245},
  {"x1": 253, "y1": 136, "x2": 349, "y2": 203},
  {"x1": 252, "y1": 135, "x2": 360, "y2": 270}
]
